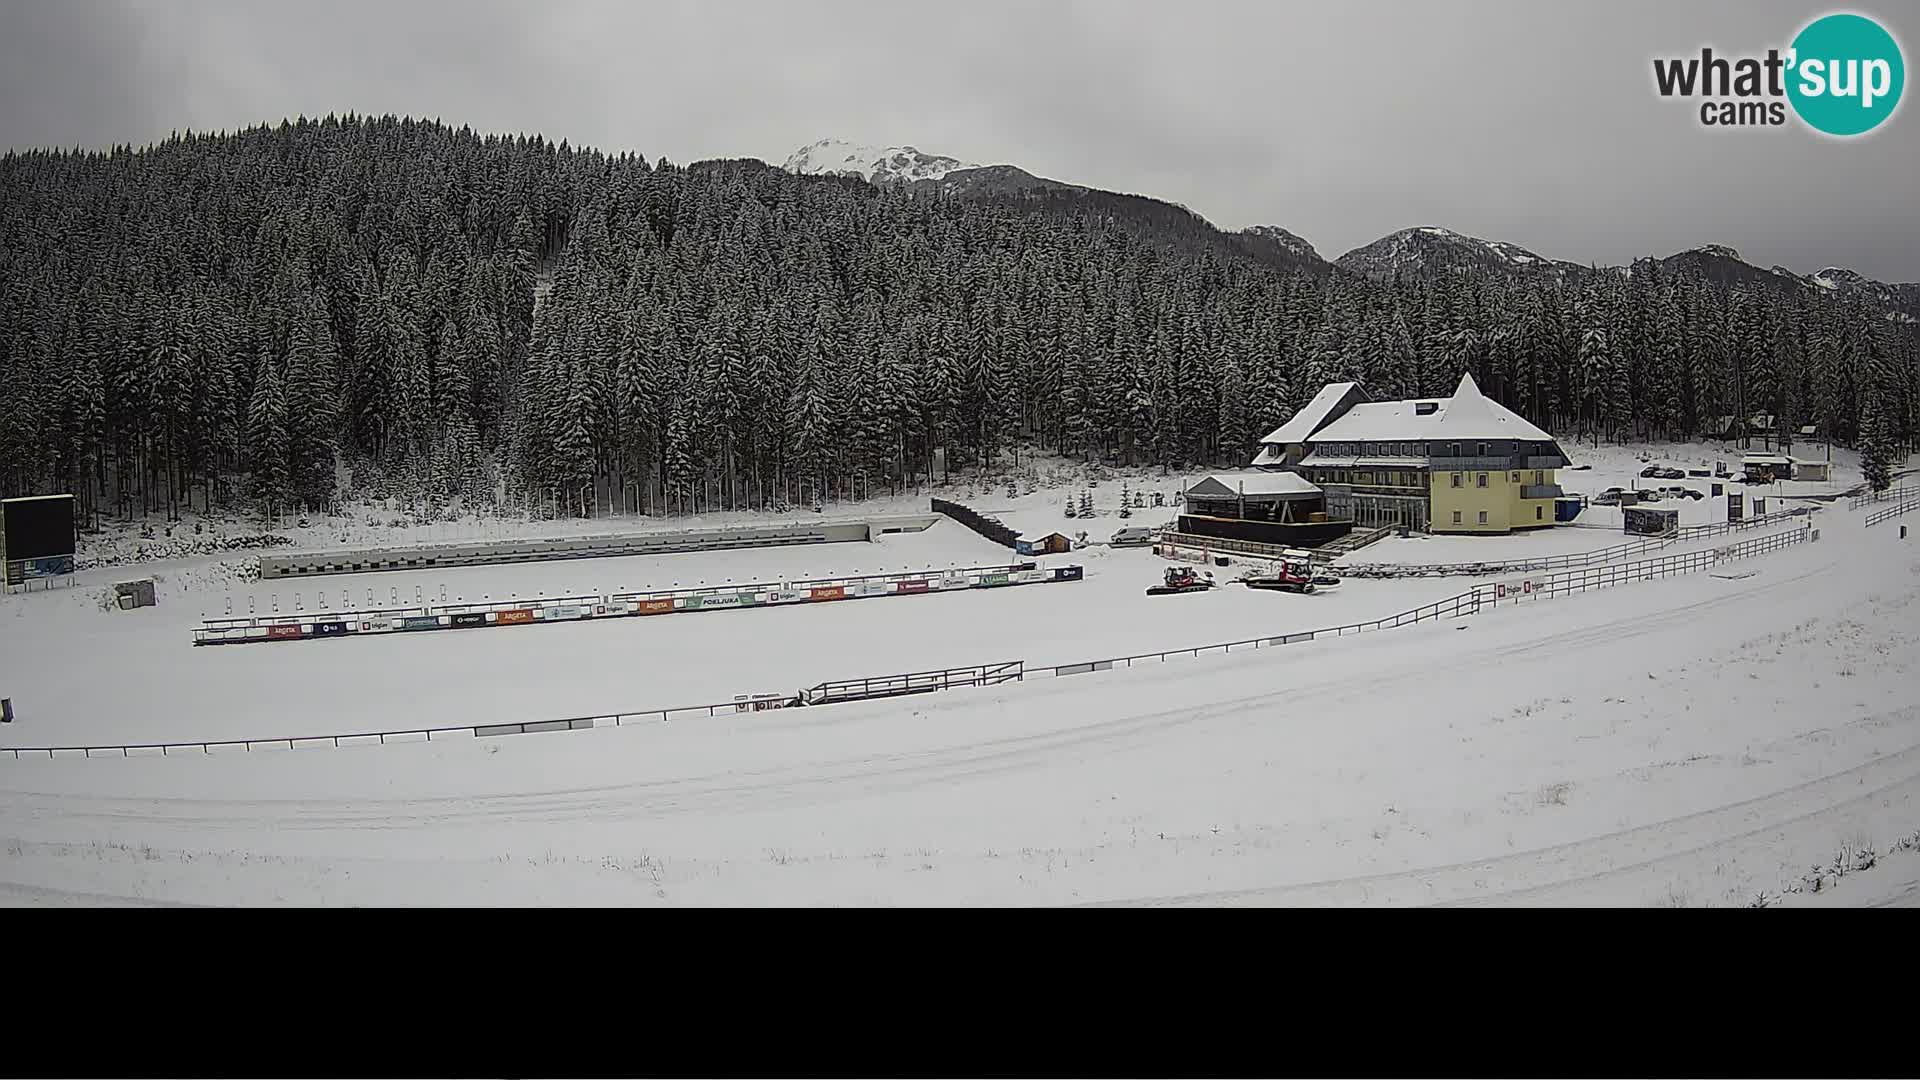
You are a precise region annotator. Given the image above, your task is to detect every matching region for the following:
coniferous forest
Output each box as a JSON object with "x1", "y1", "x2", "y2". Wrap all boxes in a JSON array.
[{"x1": 2, "y1": 115, "x2": 1915, "y2": 527}]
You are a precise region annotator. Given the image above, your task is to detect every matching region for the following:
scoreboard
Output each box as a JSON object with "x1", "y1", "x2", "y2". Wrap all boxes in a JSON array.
[{"x1": 1, "y1": 494, "x2": 76, "y2": 587}]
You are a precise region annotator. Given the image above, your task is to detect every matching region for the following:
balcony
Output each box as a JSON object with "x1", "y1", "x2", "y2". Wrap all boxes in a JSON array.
[
  {"x1": 1429, "y1": 456, "x2": 1516, "y2": 472},
  {"x1": 1524, "y1": 455, "x2": 1569, "y2": 470},
  {"x1": 1521, "y1": 484, "x2": 1565, "y2": 500}
]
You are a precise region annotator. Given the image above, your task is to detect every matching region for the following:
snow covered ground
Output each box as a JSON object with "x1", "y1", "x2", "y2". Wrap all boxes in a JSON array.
[
  {"x1": 0, "y1": 517, "x2": 1476, "y2": 748},
  {"x1": 1, "y1": 494, "x2": 1914, "y2": 906},
  {"x1": 4, "y1": 442, "x2": 1914, "y2": 906}
]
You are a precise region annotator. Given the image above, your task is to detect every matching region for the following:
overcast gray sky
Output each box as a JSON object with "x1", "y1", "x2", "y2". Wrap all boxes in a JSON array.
[{"x1": 3, "y1": 0, "x2": 1916, "y2": 279}]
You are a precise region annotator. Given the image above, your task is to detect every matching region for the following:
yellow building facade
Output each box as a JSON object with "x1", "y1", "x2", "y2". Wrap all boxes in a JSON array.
[
  {"x1": 1252, "y1": 372, "x2": 1570, "y2": 537},
  {"x1": 1429, "y1": 466, "x2": 1561, "y2": 533}
]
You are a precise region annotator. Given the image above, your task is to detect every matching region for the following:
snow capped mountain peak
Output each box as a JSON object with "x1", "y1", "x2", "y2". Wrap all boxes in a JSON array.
[
  {"x1": 1695, "y1": 243, "x2": 1743, "y2": 261},
  {"x1": 781, "y1": 138, "x2": 981, "y2": 184},
  {"x1": 1335, "y1": 226, "x2": 1565, "y2": 279},
  {"x1": 1239, "y1": 225, "x2": 1319, "y2": 260},
  {"x1": 1813, "y1": 266, "x2": 1868, "y2": 290}
]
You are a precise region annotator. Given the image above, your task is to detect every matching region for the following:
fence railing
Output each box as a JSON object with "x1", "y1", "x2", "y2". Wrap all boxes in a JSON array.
[
  {"x1": 1155, "y1": 531, "x2": 1340, "y2": 564},
  {"x1": 4, "y1": 524, "x2": 1814, "y2": 762},
  {"x1": 1025, "y1": 589, "x2": 1486, "y2": 677},
  {"x1": 0, "y1": 697, "x2": 766, "y2": 759},
  {"x1": 1865, "y1": 499, "x2": 1920, "y2": 528},
  {"x1": 1333, "y1": 507, "x2": 1816, "y2": 580},
  {"x1": 1849, "y1": 484, "x2": 1914, "y2": 510},
  {"x1": 930, "y1": 498, "x2": 1018, "y2": 549},
  {"x1": 801, "y1": 661, "x2": 1025, "y2": 706},
  {"x1": 1337, "y1": 533, "x2": 1678, "y2": 579},
  {"x1": 1475, "y1": 523, "x2": 1812, "y2": 608}
]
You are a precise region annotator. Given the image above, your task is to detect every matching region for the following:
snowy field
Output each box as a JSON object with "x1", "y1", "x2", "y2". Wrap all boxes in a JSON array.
[
  {"x1": 0, "y1": 503, "x2": 1913, "y2": 906},
  {"x1": 0, "y1": 518, "x2": 1477, "y2": 748},
  {"x1": 3, "y1": 443, "x2": 1914, "y2": 906}
]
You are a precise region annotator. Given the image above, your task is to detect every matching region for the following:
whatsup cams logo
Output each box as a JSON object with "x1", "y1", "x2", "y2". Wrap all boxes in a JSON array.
[{"x1": 1653, "y1": 11, "x2": 1905, "y2": 136}]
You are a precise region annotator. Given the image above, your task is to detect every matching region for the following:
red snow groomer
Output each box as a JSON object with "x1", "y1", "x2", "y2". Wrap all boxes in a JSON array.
[
  {"x1": 1243, "y1": 554, "x2": 1319, "y2": 594},
  {"x1": 1146, "y1": 565, "x2": 1216, "y2": 596}
]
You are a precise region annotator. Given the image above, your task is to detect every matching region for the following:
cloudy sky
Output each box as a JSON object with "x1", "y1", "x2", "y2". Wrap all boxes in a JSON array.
[{"x1": 3, "y1": 0, "x2": 1916, "y2": 278}]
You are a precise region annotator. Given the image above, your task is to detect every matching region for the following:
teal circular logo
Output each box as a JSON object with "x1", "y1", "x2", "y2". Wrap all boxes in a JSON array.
[{"x1": 1787, "y1": 13, "x2": 1905, "y2": 136}]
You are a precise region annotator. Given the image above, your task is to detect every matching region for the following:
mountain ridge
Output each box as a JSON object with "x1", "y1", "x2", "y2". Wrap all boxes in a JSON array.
[{"x1": 778, "y1": 137, "x2": 1914, "y2": 307}]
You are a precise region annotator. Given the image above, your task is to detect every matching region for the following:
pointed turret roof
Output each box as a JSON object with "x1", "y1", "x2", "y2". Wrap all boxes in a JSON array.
[{"x1": 1294, "y1": 370, "x2": 1555, "y2": 444}]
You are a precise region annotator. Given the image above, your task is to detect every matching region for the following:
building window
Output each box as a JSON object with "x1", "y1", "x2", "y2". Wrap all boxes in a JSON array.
[
  {"x1": 1536, "y1": 506, "x2": 1544, "y2": 521},
  {"x1": 1478, "y1": 510, "x2": 1489, "y2": 525},
  {"x1": 1452, "y1": 510, "x2": 1462, "y2": 524},
  {"x1": 1478, "y1": 442, "x2": 1487, "y2": 456},
  {"x1": 1451, "y1": 473, "x2": 1462, "y2": 488},
  {"x1": 1535, "y1": 470, "x2": 1543, "y2": 484},
  {"x1": 1477, "y1": 473, "x2": 1488, "y2": 488},
  {"x1": 1511, "y1": 471, "x2": 1521, "y2": 483}
]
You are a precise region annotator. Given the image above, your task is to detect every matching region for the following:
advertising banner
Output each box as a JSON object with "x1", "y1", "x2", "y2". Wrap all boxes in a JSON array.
[{"x1": 4, "y1": 555, "x2": 75, "y2": 585}]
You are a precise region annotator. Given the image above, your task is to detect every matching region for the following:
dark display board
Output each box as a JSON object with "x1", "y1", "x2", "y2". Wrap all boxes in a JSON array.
[
  {"x1": 2, "y1": 495, "x2": 77, "y2": 586},
  {"x1": 2, "y1": 496, "x2": 76, "y2": 560}
]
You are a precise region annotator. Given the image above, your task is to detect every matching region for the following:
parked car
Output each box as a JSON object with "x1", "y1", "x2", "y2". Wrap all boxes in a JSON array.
[
  {"x1": 1640, "y1": 465, "x2": 1662, "y2": 478},
  {"x1": 1592, "y1": 487, "x2": 1627, "y2": 506},
  {"x1": 1109, "y1": 526, "x2": 1157, "y2": 547},
  {"x1": 1659, "y1": 467, "x2": 1687, "y2": 479}
]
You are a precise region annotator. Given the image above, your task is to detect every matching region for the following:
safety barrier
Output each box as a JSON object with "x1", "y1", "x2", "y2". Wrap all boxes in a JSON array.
[
  {"x1": 6, "y1": 524, "x2": 1813, "y2": 762},
  {"x1": 1848, "y1": 485, "x2": 1913, "y2": 510},
  {"x1": 1333, "y1": 507, "x2": 1816, "y2": 579},
  {"x1": 1337, "y1": 533, "x2": 1678, "y2": 579},
  {"x1": 0, "y1": 662, "x2": 1028, "y2": 760},
  {"x1": 1474, "y1": 523, "x2": 1811, "y2": 608},
  {"x1": 192, "y1": 562, "x2": 1085, "y2": 646},
  {"x1": 1026, "y1": 590, "x2": 1485, "y2": 677},
  {"x1": 1865, "y1": 499, "x2": 1920, "y2": 528},
  {"x1": 1674, "y1": 506, "x2": 1815, "y2": 539}
]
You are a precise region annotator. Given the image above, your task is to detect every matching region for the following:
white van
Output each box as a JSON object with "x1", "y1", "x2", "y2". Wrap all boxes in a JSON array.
[{"x1": 1110, "y1": 526, "x2": 1157, "y2": 547}]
